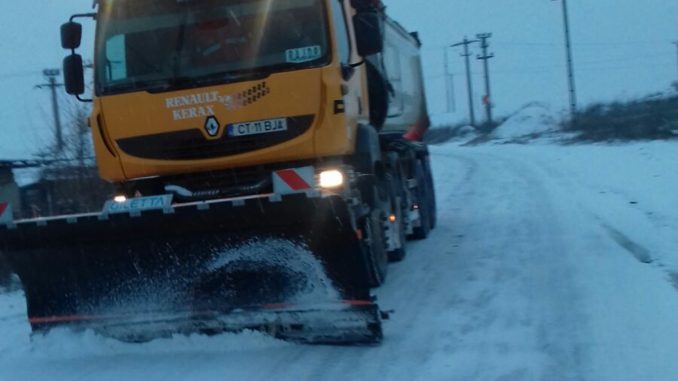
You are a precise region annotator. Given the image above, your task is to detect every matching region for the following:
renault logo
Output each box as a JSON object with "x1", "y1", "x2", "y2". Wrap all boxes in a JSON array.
[{"x1": 204, "y1": 116, "x2": 220, "y2": 137}]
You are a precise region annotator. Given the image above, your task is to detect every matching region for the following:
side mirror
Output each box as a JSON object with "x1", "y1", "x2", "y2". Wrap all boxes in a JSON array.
[
  {"x1": 353, "y1": 12, "x2": 384, "y2": 57},
  {"x1": 63, "y1": 54, "x2": 85, "y2": 95},
  {"x1": 61, "y1": 22, "x2": 82, "y2": 50}
]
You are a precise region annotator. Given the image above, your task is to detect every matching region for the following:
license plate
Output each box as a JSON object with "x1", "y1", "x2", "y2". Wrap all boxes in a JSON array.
[
  {"x1": 103, "y1": 195, "x2": 173, "y2": 215},
  {"x1": 227, "y1": 118, "x2": 288, "y2": 137}
]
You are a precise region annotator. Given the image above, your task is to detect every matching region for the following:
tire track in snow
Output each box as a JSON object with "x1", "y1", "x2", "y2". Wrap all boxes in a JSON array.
[
  {"x1": 602, "y1": 224, "x2": 654, "y2": 264},
  {"x1": 519, "y1": 149, "x2": 678, "y2": 294},
  {"x1": 422, "y1": 148, "x2": 590, "y2": 380}
]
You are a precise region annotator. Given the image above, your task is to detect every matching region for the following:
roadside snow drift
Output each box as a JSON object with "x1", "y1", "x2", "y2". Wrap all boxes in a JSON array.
[{"x1": 491, "y1": 102, "x2": 560, "y2": 140}]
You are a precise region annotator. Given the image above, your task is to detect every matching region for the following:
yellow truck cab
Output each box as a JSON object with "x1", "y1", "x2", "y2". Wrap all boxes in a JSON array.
[
  {"x1": 0, "y1": 0, "x2": 437, "y2": 345},
  {"x1": 63, "y1": 0, "x2": 429, "y2": 189}
]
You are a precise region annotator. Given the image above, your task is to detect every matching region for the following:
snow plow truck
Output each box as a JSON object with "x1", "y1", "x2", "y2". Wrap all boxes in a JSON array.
[{"x1": 0, "y1": 0, "x2": 436, "y2": 345}]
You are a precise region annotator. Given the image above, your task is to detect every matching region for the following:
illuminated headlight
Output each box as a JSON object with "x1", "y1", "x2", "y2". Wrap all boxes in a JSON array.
[
  {"x1": 318, "y1": 170, "x2": 345, "y2": 189},
  {"x1": 113, "y1": 195, "x2": 128, "y2": 203}
]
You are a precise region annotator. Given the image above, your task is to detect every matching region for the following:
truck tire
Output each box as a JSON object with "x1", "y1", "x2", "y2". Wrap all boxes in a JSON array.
[
  {"x1": 411, "y1": 160, "x2": 431, "y2": 240},
  {"x1": 356, "y1": 173, "x2": 390, "y2": 287},
  {"x1": 360, "y1": 207, "x2": 389, "y2": 287},
  {"x1": 386, "y1": 169, "x2": 408, "y2": 263}
]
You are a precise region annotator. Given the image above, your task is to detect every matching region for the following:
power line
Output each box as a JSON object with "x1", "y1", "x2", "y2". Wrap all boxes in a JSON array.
[
  {"x1": 575, "y1": 53, "x2": 674, "y2": 66},
  {"x1": 0, "y1": 70, "x2": 42, "y2": 80},
  {"x1": 425, "y1": 60, "x2": 677, "y2": 83},
  {"x1": 427, "y1": 40, "x2": 673, "y2": 51},
  {"x1": 433, "y1": 62, "x2": 675, "y2": 78},
  {"x1": 493, "y1": 40, "x2": 672, "y2": 47}
]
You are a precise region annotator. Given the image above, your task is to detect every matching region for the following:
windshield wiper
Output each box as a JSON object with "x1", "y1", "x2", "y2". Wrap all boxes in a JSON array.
[
  {"x1": 104, "y1": 79, "x2": 175, "y2": 95},
  {"x1": 103, "y1": 62, "x2": 319, "y2": 95},
  {"x1": 170, "y1": 71, "x2": 271, "y2": 88}
]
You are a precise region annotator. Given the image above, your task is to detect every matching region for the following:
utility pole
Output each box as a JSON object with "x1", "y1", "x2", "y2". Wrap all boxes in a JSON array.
[
  {"x1": 673, "y1": 41, "x2": 678, "y2": 83},
  {"x1": 443, "y1": 47, "x2": 456, "y2": 113},
  {"x1": 451, "y1": 37, "x2": 480, "y2": 127},
  {"x1": 557, "y1": 0, "x2": 577, "y2": 118},
  {"x1": 476, "y1": 33, "x2": 494, "y2": 127},
  {"x1": 36, "y1": 69, "x2": 64, "y2": 153}
]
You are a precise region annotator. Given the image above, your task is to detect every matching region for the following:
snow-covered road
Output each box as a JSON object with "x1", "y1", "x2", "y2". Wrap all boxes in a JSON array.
[{"x1": 2, "y1": 142, "x2": 678, "y2": 381}]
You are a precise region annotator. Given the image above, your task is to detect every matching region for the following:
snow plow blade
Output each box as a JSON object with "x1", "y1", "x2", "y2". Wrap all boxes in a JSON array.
[
  {"x1": 0, "y1": 193, "x2": 381, "y2": 345},
  {"x1": 32, "y1": 302, "x2": 383, "y2": 345}
]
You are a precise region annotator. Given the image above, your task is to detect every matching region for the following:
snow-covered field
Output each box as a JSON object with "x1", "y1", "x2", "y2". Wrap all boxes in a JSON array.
[{"x1": 2, "y1": 140, "x2": 678, "y2": 381}]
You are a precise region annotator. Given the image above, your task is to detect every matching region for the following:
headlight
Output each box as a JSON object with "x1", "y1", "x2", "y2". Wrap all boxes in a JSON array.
[
  {"x1": 318, "y1": 170, "x2": 345, "y2": 189},
  {"x1": 113, "y1": 195, "x2": 128, "y2": 203}
]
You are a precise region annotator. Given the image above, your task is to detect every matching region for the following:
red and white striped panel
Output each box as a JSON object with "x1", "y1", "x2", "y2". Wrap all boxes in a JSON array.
[
  {"x1": 273, "y1": 166, "x2": 315, "y2": 195},
  {"x1": 0, "y1": 202, "x2": 12, "y2": 224}
]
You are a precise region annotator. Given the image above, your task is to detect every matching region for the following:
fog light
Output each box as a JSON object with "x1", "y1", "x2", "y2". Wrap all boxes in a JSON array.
[
  {"x1": 319, "y1": 170, "x2": 344, "y2": 189},
  {"x1": 113, "y1": 195, "x2": 128, "y2": 203}
]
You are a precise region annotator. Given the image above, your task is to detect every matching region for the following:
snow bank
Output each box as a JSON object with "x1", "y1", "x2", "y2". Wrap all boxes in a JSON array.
[
  {"x1": 429, "y1": 113, "x2": 465, "y2": 128},
  {"x1": 491, "y1": 102, "x2": 560, "y2": 140}
]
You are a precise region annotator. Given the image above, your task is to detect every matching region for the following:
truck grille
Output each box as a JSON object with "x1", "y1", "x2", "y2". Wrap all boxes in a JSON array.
[{"x1": 116, "y1": 115, "x2": 314, "y2": 161}]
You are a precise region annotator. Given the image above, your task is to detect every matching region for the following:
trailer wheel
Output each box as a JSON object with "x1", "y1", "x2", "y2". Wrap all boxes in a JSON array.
[
  {"x1": 411, "y1": 160, "x2": 432, "y2": 240},
  {"x1": 356, "y1": 173, "x2": 390, "y2": 287}
]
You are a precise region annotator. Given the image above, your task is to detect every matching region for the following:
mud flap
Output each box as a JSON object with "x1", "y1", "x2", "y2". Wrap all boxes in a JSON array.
[{"x1": 0, "y1": 194, "x2": 379, "y2": 344}]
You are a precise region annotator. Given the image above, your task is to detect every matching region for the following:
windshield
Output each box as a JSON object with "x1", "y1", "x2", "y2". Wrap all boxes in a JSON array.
[{"x1": 95, "y1": 0, "x2": 330, "y2": 95}]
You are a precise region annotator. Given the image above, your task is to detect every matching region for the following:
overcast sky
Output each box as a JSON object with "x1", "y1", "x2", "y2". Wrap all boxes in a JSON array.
[
  {"x1": 0, "y1": 0, "x2": 677, "y2": 157},
  {"x1": 386, "y1": 0, "x2": 678, "y2": 123}
]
